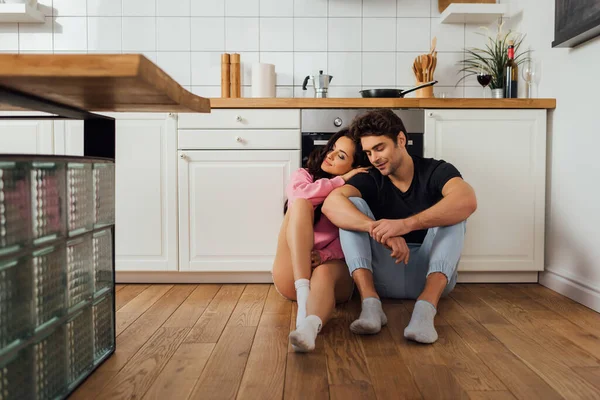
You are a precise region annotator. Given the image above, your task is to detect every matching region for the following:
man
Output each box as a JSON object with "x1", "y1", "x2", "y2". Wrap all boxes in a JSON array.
[{"x1": 322, "y1": 109, "x2": 477, "y2": 344}]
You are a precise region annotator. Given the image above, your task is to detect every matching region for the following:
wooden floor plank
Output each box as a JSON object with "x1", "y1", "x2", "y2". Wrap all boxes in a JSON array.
[
  {"x1": 513, "y1": 284, "x2": 600, "y2": 337},
  {"x1": 115, "y1": 284, "x2": 126, "y2": 292},
  {"x1": 163, "y1": 284, "x2": 220, "y2": 328},
  {"x1": 411, "y1": 365, "x2": 469, "y2": 400},
  {"x1": 284, "y1": 300, "x2": 329, "y2": 400},
  {"x1": 96, "y1": 327, "x2": 190, "y2": 400},
  {"x1": 359, "y1": 300, "x2": 422, "y2": 400},
  {"x1": 571, "y1": 366, "x2": 600, "y2": 392},
  {"x1": 142, "y1": 343, "x2": 215, "y2": 400},
  {"x1": 184, "y1": 284, "x2": 246, "y2": 343},
  {"x1": 115, "y1": 284, "x2": 149, "y2": 310},
  {"x1": 69, "y1": 368, "x2": 119, "y2": 400},
  {"x1": 189, "y1": 326, "x2": 257, "y2": 400},
  {"x1": 329, "y1": 383, "x2": 377, "y2": 400},
  {"x1": 468, "y1": 284, "x2": 600, "y2": 367},
  {"x1": 237, "y1": 313, "x2": 290, "y2": 400},
  {"x1": 262, "y1": 284, "x2": 292, "y2": 314},
  {"x1": 227, "y1": 284, "x2": 270, "y2": 327},
  {"x1": 116, "y1": 285, "x2": 174, "y2": 334},
  {"x1": 467, "y1": 390, "x2": 517, "y2": 400},
  {"x1": 450, "y1": 286, "x2": 510, "y2": 325}
]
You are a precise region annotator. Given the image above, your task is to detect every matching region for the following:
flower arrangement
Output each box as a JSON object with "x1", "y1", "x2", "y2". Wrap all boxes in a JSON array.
[{"x1": 457, "y1": 19, "x2": 531, "y2": 90}]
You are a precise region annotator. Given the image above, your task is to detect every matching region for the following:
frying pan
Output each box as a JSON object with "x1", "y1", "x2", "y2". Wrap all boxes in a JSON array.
[{"x1": 359, "y1": 81, "x2": 438, "y2": 98}]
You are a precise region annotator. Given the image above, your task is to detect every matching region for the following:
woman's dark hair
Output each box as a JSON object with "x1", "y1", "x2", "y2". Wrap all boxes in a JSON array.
[
  {"x1": 350, "y1": 109, "x2": 408, "y2": 144},
  {"x1": 284, "y1": 128, "x2": 368, "y2": 224}
]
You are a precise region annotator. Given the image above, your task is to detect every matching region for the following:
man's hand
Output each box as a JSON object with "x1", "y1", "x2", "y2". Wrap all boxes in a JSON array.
[
  {"x1": 370, "y1": 219, "x2": 412, "y2": 243},
  {"x1": 385, "y1": 236, "x2": 410, "y2": 264}
]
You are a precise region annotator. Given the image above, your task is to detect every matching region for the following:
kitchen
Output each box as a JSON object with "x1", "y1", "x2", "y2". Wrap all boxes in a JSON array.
[{"x1": 0, "y1": 0, "x2": 599, "y2": 399}]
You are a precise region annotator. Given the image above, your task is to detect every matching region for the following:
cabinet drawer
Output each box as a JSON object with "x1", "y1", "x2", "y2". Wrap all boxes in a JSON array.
[
  {"x1": 178, "y1": 109, "x2": 300, "y2": 129},
  {"x1": 178, "y1": 129, "x2": 300, "y2": 150}
]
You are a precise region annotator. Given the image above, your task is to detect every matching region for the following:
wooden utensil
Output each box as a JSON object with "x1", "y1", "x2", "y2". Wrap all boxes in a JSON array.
[
  {"x1": 430, "y1": 36, "x2": 437, "y2": 55},
  {"x1": 422, "y1": 55, "x2": 431, "y2": 82}
]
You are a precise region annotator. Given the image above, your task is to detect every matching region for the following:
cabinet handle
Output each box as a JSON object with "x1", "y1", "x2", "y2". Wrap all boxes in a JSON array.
[
  {"x1": 235, "y1": 136, "x2": 243, "y2": 143},
  {"x1": 180, "y1": 153, "x2": 187, "y2": 160},
  {"x1": 236, "y1": 115, "x2": 243, "y2": 122},
  {"x1": 428, "y1": 112, "x2": 434, "y2": 118}
]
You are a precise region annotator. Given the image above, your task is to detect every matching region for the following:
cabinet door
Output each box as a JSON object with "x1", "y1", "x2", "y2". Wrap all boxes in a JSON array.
[
  {"x1": 115, "y1": 114, "x2": 178, "y2": 271},
  {"x1": 425, "y1": 109, "x2": 546, "y2": 272},
  {"x1": 0, "y1": 120, "x2": 54, "y2": 154},
  {"x1": 179, "y1": 150, "x2": 301, "y2": 272}
]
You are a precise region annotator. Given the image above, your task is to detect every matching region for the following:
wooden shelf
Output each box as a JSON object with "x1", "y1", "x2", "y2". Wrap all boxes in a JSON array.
[
  {"x1": 0, "y1": 54, "x2": 210, "y2": 113},
  {"x1": 439, "y1": 3, "x2": 508, "y2": 24},
  {"x1": 0, "y1": 3, "x2": 45, "y2": 23}
]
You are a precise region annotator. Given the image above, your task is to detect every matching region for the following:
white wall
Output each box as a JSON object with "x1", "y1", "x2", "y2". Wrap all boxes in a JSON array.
[
  {"x1": 0, "y1": 0, "x2": 497, "y2": 98},
  {"x1": 502, "y1": 0, "x2": 600, "y2": 311}
]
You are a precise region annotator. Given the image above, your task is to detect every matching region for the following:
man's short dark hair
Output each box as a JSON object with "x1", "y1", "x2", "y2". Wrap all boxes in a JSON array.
[{"x1": 349, "y1": 109, "x2": 408, "y2": 144}]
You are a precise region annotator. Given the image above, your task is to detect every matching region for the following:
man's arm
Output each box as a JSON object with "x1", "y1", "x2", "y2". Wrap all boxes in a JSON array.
[
  {"x1": 371, "y1": 177, "x2": 477, "y2": 243},
  {"x1": 322, "y1": 185, "x2": 373, "y2": 232},
  {"x1": 408, "y1": 177, "x2": 477, "y2": 231}
]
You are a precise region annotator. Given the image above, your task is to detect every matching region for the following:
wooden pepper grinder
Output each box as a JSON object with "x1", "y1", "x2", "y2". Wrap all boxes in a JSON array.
[
  {"x1": 230, "y1": 53, "x2": 241, "y2": 98},
  {"x1": 221, "y1": 53, "x2": 230, "y2": 98}
]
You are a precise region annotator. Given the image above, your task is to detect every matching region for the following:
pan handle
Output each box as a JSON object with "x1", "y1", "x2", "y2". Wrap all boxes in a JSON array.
[{"x1": 400, "y1": 80, "x2": 438, "y2": 96}]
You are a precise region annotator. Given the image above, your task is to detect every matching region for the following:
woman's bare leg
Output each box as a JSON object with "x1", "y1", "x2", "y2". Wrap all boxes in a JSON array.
[
  {"x1": 271, "y1": 211, "x2": 295, "y2": 300},
  {"x1": 286, "y1": 199, "x2": 314, "y2": 281},
  {"x1": 290, "y1": 260, "x2": 354, "y2": 352}
]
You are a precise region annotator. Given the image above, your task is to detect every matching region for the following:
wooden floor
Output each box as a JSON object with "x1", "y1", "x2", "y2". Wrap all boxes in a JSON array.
[{"x1": 69, "y1": 283, "x2": 600, "y2": 400}]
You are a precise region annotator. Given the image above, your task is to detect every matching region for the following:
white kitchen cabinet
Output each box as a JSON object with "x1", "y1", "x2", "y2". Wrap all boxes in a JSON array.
[
  {"x1": 0, "y1": 119, "x2": 54, "y2": 154},
  {"x1": 178, "y1": 149, "x2": 300, "y2": 272},
  {"x1": 425, "y1": 109, "x2": 546, "y2": 273},
  {"x1": 114, "y1": 113, "x2": 179, "y2": 272}
]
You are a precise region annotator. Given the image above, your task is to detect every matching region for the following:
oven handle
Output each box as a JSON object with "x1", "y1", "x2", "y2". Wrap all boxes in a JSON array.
[{"x1": 314, "y1": 140, "x2": 329, "y2": 145}]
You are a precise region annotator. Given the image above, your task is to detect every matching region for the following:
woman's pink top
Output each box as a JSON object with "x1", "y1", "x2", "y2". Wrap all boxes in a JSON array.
[{"x1": 285, "y1": 168, "x2": 346, "y2": 263}]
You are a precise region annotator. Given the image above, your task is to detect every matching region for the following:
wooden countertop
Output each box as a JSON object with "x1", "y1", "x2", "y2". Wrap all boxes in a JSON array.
[
  {"x1": 0, "y1": 54, "x2": 210, "y2": 113},
  {"x1": 209, "y1": 98, "x2": 556, "y2": 109}
]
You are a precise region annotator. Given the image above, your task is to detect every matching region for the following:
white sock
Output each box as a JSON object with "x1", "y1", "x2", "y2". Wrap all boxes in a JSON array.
[
  {"x1": 350, "y1": 297, "x2": 387, "y2": 335},
  {"x1": 289, "y1": 315, "x2": 322, "y2": 352},
  {"x1": 294, "y1": 279, "x2": 310, "y2": 326}
]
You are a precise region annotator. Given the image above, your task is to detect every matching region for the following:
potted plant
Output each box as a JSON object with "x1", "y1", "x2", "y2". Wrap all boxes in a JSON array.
[{"x1": 458, "y1": 20, "x2": 531, "y2": 98}]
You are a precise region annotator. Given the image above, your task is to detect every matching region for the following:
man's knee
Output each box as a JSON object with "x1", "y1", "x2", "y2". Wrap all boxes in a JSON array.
[{"x1": 348, "y1": 197, "x2": 375, "y2": 219}]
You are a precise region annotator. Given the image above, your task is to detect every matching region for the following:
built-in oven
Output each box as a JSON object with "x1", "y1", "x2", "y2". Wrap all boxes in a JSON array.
[{"x1": 300, "y1": 109, "x2": 424, "y2": 167}]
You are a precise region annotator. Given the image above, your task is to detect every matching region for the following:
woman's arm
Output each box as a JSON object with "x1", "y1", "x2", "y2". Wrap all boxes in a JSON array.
[{"x1": 286, "y1": 168, "x2": 345, "y2": 207}]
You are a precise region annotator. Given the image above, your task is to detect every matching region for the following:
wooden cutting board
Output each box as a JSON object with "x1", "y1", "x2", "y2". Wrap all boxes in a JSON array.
[
  {"x1": 0, "y1": 54, "x2": 210, "y2": 113},
  {"x1": 438, "y1": 0, "x2": 496, "y2": 12}
]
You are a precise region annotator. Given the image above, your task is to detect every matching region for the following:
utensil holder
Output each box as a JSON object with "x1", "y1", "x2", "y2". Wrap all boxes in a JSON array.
[{"x1": 415, "y1": 81, "x2": 434, "y2": 98}]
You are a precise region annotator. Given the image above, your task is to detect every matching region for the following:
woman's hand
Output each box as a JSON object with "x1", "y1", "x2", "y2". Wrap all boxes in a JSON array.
[
  {"x1": 341, "y1": 167, "x2": 371, "y2": 182},
  {"x1": 311, "y1": 250, "x2": 322, "y2": 268}
]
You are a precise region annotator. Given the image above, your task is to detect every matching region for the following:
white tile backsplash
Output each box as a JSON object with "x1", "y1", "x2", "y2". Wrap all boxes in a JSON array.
[
  {"x1": 397, "y1": 18, "x2": 430, "y2": 52},
  {"x1": 260, "y1": 18, "x2": 293, "y2": 52},
  {"x1": 398, "y1": 0, "x2": 431, "y2": 17},
  {"x1": 362, "y1": 52, "x2": 396, "y2": 86},
  {"x1": 19, "y1": 17, "x2": 53, "y2": 51},
  {"x1": 191, "y1": 0, "x2": 225, "y2": 16},
  {"x1": 226, "y1": 18, "x2": 259, "y2": 51},
  {"x1": 191, "y1": 18, "x2": 225, "y2": 51},
  {"x1": 226, "y1": 0, "x2": 259, "y2": 17},
  {"x1": 431, "y1": 19, "x2": 465, "y2": 52},
  {"x1": 260, "y1": 0, "x2": 294, "y2": 17},
  {"x1": 122, "y1": 0, "x2": 155, "y2": 16},
  {"x1": 157, "y1": 52, "x2": 191, "y2": 85},
  {"x1": 2, "y1": 0, "x2": 480, "y2": 98},
  {"x1": 294, "y1": 52, "x2": 328, "y2": 86},
  {"x1": 363, "y1": 18, "x2": 396, "y2": 52},
  {"x1": 294, "y1": 0, "x2": 327, "y2": 17},
  {"x1": 54, "y1": 17, "x2": 88, "y2": 51},
  {"x1": 328, "y1": 18, "x2": 361, "y2": 52},
  {"x1": 192, "y1": 86, "x2": 222, "y2": 97},
  {"x1": 88, "y1": 17, "x2": 122, "y2": 52},
  {"x1": 0, "y1": 24, "x2": 18, "y2": 52},
  {"x1": 87, "y1": 0, "x2": 122, "y2": 16},
  {"x1": 122, "y1": 17, "x2": 156, "y2": 51},
  {"x1": 328, "y1": 52, "x2": 362, "y2": 86},
  {"x1": 157, "y1": 17, "x2": 191, "y2": 51},
  {"x1": 54, "y1": 0, "x2": 87, "y2": 16},
  {"x1": 260, "y1": 52, "x2": 294, "y2": 85},
  {"x1": 294, "y1": 18, "x2": 327, "y2": 51},
  {"x1": 329, "y1": 0, "x2": 362, "y2": 17},
  {"x1": 157, "y1": 0, "x2": 190, "y2": 16},
  {"x1": 363, "y1": 0, "x2": 397, "y2": 18}
]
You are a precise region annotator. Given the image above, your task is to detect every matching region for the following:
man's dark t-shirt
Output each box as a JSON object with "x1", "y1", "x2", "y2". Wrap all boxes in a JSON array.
[{"x1": 347, "y1": 156, "x2": 462, "y2": 244}]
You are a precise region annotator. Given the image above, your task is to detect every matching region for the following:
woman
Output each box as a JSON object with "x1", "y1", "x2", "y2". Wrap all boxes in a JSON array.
[{"x1": 272, "y1": 128, "x2": 370, "y2": 352}]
